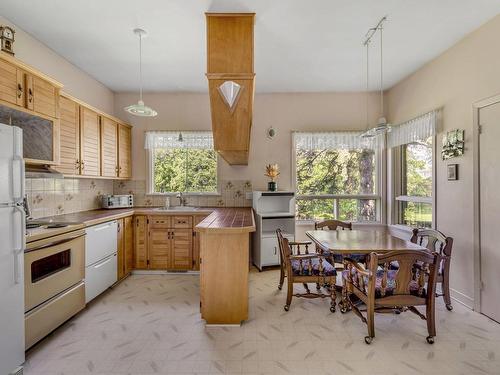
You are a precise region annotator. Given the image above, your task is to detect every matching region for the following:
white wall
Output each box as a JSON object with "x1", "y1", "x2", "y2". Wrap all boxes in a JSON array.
[
  {"x1": 386, "y1": 14, "x2": 500, "y2": 308},
  {"x1": 0, "y1": 16, "x2": 114, "y2": 114},
  {"x1": 114, "y1": 91, "x2": 383, "y2": 191}
]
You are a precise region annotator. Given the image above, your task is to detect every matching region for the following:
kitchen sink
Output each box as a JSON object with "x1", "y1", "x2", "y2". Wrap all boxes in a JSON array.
[{"x1": 153, "y1": 206, "x2": 199, "y2": 212}]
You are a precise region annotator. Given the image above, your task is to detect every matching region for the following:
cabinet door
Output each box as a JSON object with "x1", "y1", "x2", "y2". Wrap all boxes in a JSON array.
[
  {"x1": 134, "y1": 216, "x2": 148, "y2": 269},
  {"x1": 117, "y1": 219, "x2": 125, "y2": 280},
  {"x1": 80, "y1": 106, "x2": 101, "y2": 176},
  {"x1": 0, "y1": 60, "x2": 23, "y2": 106},
  {"x1": 30, "y1": 75, "x2": 59, "y2": 118},
  {"x1": 100, "y1": 117, "x2": 118, "y2": 177},
  {"x1": 56, "y1": 96, "x2": 80, "y2": 175},
  {"x1": 171, "y1": 229, "x2": 193, "y2": 270},
  {"x1": 118, "y1": 124, "x2": 131, "y2": 178},
  {"x1": 124, "y1": 216, "x2": 134, "y2": 274},
  {"x1": 192, "y1": 215, "x2": 207, "y2": 270},
  {"x1": 149, "y1": 229, "x2": 171, "y2": 269}
]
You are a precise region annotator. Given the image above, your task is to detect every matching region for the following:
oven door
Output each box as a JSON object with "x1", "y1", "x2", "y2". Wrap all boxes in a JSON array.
[{"x1": 24, "y1": 230, "x2": 85, "y2": 312}]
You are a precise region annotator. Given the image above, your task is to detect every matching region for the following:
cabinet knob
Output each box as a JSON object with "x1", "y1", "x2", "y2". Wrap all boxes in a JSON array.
[
  {"x1": 17, "y1": 83, "x2": 23, "y2": 98},
  {"x1": 28, "y1": 88, "x2": 33, "y2": 103}
]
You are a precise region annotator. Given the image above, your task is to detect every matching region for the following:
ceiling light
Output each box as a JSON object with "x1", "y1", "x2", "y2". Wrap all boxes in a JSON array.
[
  {"x1": 360, "y1": 16, "x2": 391, "y2": 139},
  {"x1": 124, "y1": 28, "x2": 157, "y2": 117}
]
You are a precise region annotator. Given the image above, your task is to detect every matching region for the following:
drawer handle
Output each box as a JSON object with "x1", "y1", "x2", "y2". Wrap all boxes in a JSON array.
[
  {"x1": 28, "y1": 88, "x2": 33, "y2": 103},
  {"x1": 17, "y1": 83, "x2": 23, "y2": 98},
  {"x1": 94, "y1": 256, "x2": 114, "y2": 269}
]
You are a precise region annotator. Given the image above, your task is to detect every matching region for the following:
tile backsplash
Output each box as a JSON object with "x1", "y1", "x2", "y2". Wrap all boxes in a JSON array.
[
  {"x1": 26, "y1": 178, "x2": 113, "y2": 219},
  {"x1": 26, "y1": 178, "x2": 252, "y2": 219},
  {"x1": 113, "y1": 179, "x2": 253, "y2": 208}
]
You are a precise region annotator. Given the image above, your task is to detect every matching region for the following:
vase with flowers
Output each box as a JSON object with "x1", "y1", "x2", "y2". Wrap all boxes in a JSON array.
[{"x1": 265, "y1": 164, "x2": 280, "y2": 191}]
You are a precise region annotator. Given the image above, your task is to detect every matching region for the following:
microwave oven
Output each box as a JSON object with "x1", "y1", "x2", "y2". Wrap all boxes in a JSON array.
[{"x1": 101, "y1": 195, "x2": 133, "y2": 209}]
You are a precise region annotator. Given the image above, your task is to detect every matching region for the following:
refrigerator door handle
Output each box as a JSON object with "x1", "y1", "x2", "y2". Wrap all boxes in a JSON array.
[
  {"x1": 13, "y1": 204, "x2": 25, "y2": 284},
  {"x1": 12, "y1": 155, "x2": 25, "y2": 201}
]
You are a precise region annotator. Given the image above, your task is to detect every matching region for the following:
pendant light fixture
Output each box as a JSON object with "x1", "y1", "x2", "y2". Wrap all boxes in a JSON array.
[
  {"x1": 124, "y1": 28, "x2": 158, "y2": 117},
  {"x1": 360, "y1": 16, "x2": 390, "y2": 139}
]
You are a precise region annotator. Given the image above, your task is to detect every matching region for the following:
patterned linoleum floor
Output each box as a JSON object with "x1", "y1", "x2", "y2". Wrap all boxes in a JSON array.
[{"x1": 24, "y1": 269, "x2": 500, "y2": 375}]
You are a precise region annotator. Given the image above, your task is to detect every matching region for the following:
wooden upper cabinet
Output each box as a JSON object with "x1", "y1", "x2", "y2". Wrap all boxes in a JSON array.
[
  {"x1": 0, "y1": 59, "x2": 23, "y2": 106},
  {"x1": 100, "y1": 117, "x2": 118, "y2": 178},
  {"x1": 118, "y1": 124, "x2": 132, "y2": 178},
  {"x1": 28, "y1": 75, "x2": 59, "y2": 118},
  {"x1": 80, "y1": 106, "x2": 101, "y2": 176},
  {"x1": 56, "y1": 95, "x2": 80, "y2": 175}
]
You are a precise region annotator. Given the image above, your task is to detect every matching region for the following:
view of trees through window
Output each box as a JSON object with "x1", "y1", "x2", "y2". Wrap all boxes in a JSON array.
[
  {"x1": 296, "y1": 147, "x2": 377, "y2": 221},
  {"x1": 153, "y1": 148, "x2": 217, "y2": 193},
  {"x1": 400, "y1": 136, "x2": 433, "y2": 227}
]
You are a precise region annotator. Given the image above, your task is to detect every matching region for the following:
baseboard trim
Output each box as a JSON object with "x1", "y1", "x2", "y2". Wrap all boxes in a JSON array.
[
  {"x1": 132, "y1": 270, "x2": 200, "y2": 275},
  {"x1": 450, "y1": 288, "x2": 474, "y2": 310}
]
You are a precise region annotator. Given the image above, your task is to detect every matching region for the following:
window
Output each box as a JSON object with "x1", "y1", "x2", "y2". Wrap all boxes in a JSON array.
[
  {"x1": 397, "y1": 136, "x2": 433, "y2": 228},
  {"x1": 294, "y1": 132, "x2": 380, "y2": 222},
  {"x1": 145, "y1": 131, "x2": 217, "y2": 193},
  {"x1": 389, "y1": 109, "x2": 440, "y2": 229}
]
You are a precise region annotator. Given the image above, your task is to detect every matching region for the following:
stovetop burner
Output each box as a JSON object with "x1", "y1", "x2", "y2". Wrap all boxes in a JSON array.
[{"x1": 26, "y1": 223, "x2": 42, "y2": 229}]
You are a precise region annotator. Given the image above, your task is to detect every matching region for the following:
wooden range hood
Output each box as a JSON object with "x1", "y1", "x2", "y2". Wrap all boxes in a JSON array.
[{"x1": 206, "y1": 13, "x2": 255, "y2": 165}]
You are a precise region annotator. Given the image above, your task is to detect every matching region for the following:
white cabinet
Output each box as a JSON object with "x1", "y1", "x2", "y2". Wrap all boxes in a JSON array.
[
  {"x1": 252, "y1": 191, "x2": 296, "y2": 271},
  {"x1": 85, "y1": 254, "x2": 117, "y2": 303}
]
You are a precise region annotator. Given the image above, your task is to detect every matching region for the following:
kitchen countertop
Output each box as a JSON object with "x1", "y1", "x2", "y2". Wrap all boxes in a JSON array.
[{"x1": 26, "y1": 207, "x2": 255, "y2": 242}]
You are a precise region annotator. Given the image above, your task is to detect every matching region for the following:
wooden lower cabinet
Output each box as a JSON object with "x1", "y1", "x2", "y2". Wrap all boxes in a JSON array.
[
  {"x1": 132, "y1": 215, "x2": 200, "y2": 271},
  {"x1": 117, "y1": 216, "x2": 134, "y2": 281}
]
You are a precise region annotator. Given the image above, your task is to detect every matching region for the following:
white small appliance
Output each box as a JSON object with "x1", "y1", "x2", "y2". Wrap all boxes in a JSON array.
[
  {"x1": 101, "y1": 194, "x2": 134, "y2": 209},
  {"x1": 85, "y1": 221, "x2": 118, "y2": 303},
  {"x1": 0, "y1": 123, "x2": 25, "y2": 374}
]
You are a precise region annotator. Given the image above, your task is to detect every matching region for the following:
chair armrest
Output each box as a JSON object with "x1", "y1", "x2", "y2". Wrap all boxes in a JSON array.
[
  {"x1": 343, "y1": 257, "x2": 370, "y2": 277},
  {"x1": 290, "y1": 253, "x2": 327, "y2": 260}
]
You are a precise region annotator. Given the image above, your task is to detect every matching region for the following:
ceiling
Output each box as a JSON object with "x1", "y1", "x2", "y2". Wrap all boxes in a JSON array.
[{"x1": 1, "y1": 0, "x2": 499, "y2": 93}]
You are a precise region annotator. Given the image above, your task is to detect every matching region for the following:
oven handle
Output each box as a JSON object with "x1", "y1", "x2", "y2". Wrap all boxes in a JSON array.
[{"x1": 26, "y1": 233, "x2": 86, "y2": 253}]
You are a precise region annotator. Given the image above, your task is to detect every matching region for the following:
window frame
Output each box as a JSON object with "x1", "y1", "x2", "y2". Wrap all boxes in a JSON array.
[
  {"x1": 291, "y1": 132, "x2": 384, "y2": 223},
  {"x1": 146, "y1": 133, "x2": 220, "y2": 196},
  {"x1": 393, "y1": 136, "x2": 436, "y2": 229}
]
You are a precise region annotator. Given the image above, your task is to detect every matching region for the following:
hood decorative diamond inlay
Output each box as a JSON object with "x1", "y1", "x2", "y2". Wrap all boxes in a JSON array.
[{"x1": 218, "y1": 81, "x2": 243, "y2": 113}]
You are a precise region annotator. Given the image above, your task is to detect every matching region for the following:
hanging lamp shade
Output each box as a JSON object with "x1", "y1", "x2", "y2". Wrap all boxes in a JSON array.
[{"x1": 124, "y1": 28, "x2": 158, "y2": 117}]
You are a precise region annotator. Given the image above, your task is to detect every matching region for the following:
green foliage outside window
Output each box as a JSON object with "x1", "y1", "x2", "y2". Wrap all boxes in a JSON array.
[
  {"x1": 401, "y1": 137, "x2": 433, "y2": 227},
  {"x1": 153, "y1": 148, "x2": 217, "y2": 193},
  {"x1": 296, "y1": 148, "x2": 377, "y2": 221}
]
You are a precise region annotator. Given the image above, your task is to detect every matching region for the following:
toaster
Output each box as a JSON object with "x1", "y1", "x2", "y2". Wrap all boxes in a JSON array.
[{"x1": 101, "y1": 194, "x2": 134, "y2": 209}]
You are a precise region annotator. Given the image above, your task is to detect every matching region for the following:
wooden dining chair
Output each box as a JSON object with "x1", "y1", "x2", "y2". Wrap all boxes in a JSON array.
[
  {"x1": 314, "y1": 219, "x2": 366, "y2": 267},
  {"x1": 411, "y1": 228, "x2": 454, "y2": 311},
  {"x1": 276, "y1": 229, "x2": 337, "y2": 312},
  {"x1": 341, "y1": 250, "x2": 441, "y2": 344},
  {"x1": 277, "y1": 233, "x2": 312, "y2": 291}
]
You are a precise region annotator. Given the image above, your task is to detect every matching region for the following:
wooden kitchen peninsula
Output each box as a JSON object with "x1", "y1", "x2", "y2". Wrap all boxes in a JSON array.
[{"x1": 195, "y1": 208, "x2": 255, "y2": 325}]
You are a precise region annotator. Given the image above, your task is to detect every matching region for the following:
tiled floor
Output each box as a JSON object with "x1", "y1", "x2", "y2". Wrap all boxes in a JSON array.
[{"x1": 24, "y1": 269, "x2": 500, "y2": 374}]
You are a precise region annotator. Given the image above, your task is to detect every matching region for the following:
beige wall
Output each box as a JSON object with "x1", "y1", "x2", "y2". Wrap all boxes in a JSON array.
[
  {"x1": 386, "y1": 14, "x2": 500, "y2": 308},
  {"x1": 114, "y1": 92, "x2": 383, "y2": 190},
  {"x1": 0, "y1": 16, "x2": 114, "y2": 114}
]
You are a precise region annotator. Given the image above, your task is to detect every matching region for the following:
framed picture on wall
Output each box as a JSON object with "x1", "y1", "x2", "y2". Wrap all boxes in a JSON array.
[{"x1": 447, "y1": 164, "x2": 458, "y2": 181}]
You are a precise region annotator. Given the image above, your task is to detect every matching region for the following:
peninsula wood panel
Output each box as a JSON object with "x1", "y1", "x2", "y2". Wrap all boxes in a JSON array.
[
  {"x1": 79, "y1": 106, "x2": 101, "y2": 176},
  {"x1": 171, "y1": 229, "x2": 192, "y2": 269},
  {"x1": 0, "y1": 59, "x2": 21, "y2": 106},
  {"x1": 134, "y1": 216, "x2": 148, "y2": 269},
  {"x1": 149, "y1": 230, "x2": 171, "y2": 269},
  {"x1": 100, "y1": 117, "x2": 118, "y2": 177},
  {"x1": 118, "y1": 124, "x2": 131, "y2": 178},
  {"x1": 56, "y1": 96, "x2": 80, "y2": 175}
]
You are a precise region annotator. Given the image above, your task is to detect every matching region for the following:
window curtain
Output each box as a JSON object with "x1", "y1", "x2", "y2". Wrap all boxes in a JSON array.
[
  {"x1": 294, "y1": 131, "x2": 382, "y2": 150},
  {"x1": 388, "y1": 109, "x2": 441, "y2": 148},
  {"x1": 144, "y1": 131, "x2": 213, "y2": 150}
]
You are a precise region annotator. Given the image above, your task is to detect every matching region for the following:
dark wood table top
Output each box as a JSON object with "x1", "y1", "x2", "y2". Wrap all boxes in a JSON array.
[{"x1": 306, "y1": 229, "x2": 426, "y2": 254}]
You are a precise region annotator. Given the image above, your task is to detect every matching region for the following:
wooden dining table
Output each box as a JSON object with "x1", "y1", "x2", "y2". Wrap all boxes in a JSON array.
[{"x1": 306, "y1": 228, "x2": 426, "y2": 255}]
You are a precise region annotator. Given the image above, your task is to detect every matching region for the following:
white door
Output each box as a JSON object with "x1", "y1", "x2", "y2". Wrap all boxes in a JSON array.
[{"x1": 479, "y1": 101, "x2": 500, "y2": 322}]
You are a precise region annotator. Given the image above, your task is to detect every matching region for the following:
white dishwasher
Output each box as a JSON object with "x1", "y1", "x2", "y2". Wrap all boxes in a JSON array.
[{"x1": 85, "y1": 221, "x2": 117, "y2": 303}]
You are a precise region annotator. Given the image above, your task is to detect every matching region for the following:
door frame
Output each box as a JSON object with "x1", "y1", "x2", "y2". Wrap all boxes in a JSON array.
[{"x1": 473, "y1": 93, "x2": 500, "y2": 313}]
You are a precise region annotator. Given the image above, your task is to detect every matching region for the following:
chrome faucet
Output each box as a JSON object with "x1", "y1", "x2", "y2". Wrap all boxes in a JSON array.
[{"x1": 176, "y1": 192, "x2": 187, "y2": 207}]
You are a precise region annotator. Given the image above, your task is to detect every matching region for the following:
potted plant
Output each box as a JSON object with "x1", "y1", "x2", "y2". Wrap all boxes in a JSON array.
[{"x1": 265, "y1": 164, "x2": 280, "y2": 191}]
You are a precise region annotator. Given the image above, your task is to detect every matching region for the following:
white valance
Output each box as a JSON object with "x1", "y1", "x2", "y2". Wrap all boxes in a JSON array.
[
  {"x1": 144, "y1": 131, "x2": 213, "y2": 150},
  {"x1": 388, "y1": 109, "x2": 441, "y2": 148},
  {"x1": 294, "y1": 131, "x2": 382, "y2": 151}
]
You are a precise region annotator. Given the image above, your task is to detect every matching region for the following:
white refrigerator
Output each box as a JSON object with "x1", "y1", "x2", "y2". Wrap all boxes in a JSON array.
[{"x1": 0, "y1": 123, "x2": 25, "y2": 375}]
